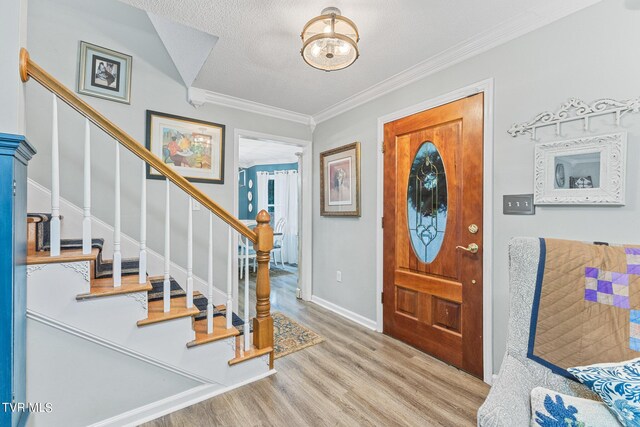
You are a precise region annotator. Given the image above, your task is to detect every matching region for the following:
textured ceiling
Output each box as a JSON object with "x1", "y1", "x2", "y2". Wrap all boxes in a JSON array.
[
  {"x1": 120, "y1": 0, "x2": 590, "y2": 115},
  {"x1": 238, "y1": 138, "x2": 301, "y2": 168}
]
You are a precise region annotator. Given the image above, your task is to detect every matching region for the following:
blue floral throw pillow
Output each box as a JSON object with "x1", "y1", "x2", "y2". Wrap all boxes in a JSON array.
[
  {"x1": 568, "y1": 358, "x2": 640, "y2": 427},
  {"x1": 530, "y1": 387, "x2": 621, "y2": 426}
]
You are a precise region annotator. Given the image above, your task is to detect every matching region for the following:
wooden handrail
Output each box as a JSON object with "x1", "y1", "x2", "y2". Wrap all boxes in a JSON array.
[{"x1": 19, "y1": 48, "x2": 257, "y2": 244}]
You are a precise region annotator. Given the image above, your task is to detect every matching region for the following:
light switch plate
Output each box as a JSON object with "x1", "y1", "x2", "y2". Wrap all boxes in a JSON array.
[{"x1": 503, "y1": 194, "x2": 535, "y2": 215}]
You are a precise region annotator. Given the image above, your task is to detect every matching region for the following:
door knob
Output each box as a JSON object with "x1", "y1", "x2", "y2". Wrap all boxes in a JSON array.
[{"x1": 456, "y1": 243, "x2": 479, "y2": 254}]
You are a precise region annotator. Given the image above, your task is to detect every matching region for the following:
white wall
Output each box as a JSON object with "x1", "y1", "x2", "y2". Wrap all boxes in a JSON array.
[
  {"x1": 312, "y1": 0, "x2": 640, "y2": 372},
  {"x1": 26, "y1": 319, "x2": 200, "y2": 427},
  {"x1": 0, "y1": 0, "x2": 28, "y2": 134},
  {"x1": 25, "y1": 0, "x2": 312, "y2": 291}
]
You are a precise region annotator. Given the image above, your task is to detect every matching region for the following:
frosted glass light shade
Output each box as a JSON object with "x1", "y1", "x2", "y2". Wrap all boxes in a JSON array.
[{"x1": 301, "y1": 7, "x2": 359, "y2": 72}]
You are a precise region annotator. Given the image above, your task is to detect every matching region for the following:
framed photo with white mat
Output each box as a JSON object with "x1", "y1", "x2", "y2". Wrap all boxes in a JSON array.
[
  {"x1": 320, "y1": 142, "x2": 361, "y2": 216},
  {"x1": 77, "y1": 41, "x2": 132, "y2": 104}
]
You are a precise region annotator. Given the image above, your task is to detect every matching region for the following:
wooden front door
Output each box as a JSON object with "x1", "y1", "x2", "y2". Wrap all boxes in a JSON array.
[{"x1": 383, "y1": 93, "x2": 484, "y2": 378}]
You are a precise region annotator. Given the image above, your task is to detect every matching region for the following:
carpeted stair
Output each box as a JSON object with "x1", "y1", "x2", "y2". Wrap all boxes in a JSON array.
[{"x1": 147, "y1": 277, "x2": 248, "y2": 333}]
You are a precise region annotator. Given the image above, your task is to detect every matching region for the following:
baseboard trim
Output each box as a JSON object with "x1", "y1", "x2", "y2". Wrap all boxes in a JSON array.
[
  {"x1": 90, "y1": 369, "x2": 277, "y2": 427},
  {"x1": 310, "y1": 295, "x2": 377, "y2": 331},
  {"x1": 27, "y1": 310, "x2": 213, "y2": 385}
]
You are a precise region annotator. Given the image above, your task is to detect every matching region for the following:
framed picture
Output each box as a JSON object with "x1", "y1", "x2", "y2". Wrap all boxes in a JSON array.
[
  {"x1": 146, "y1": 110, "x2": 225, "y2": 184},
  {"x1": 77, "y1": 41, "x2": 132, "y2": 104},
  {"x1": 534, "y1": 132, "x2": 627, "y2": 205},
  {"x1": 320, "y1": 142, "x2": 361, "y2": 216}
]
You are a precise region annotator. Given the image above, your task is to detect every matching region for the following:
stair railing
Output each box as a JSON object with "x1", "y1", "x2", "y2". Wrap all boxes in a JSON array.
[{"x1": 19, "y1": 48, "x2": 274, "y2": 360}]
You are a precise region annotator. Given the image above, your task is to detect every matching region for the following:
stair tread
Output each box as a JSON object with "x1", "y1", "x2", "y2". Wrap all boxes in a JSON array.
[
  {"x1": 187, "y1": 316, "x2": 240, "y2": 348},
  {"x1": 27, "y1": 247, "x2": 99, "y2": 265},
  {"x1": 148, "y1": 277, "x2": 185, "y2": 301},
  {"x1": 137, "y1": 296, "x2": 200, "y2": 326},
  {"x1": 95, "y1": 256, "x2": 140, "y2": 279},
  {"x1": 27, "y1": 213, "x2": 53, "y2": 223},
  {"x1": 228, "y1": 345, "x2": 273, "y2": 366},
  {"x1": 40, "y1": 237, "x2": 104, "y2": 252},
  {"x1": 76, "y1": 276, "x2": 152, "y2": 300}
]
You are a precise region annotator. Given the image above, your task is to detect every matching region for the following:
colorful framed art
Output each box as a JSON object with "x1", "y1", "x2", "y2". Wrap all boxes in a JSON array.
[
  {"x1": 145, "y1": 110, "x2": 225, "y2": 184},
  {"x1": 320, "y1": 142, "x2": 361, "y2": 216}
]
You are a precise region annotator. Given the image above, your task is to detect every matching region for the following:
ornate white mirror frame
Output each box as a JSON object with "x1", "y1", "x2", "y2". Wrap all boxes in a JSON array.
[{"x1": 534, "y1": 132, "x2": 627, "y2": 205}]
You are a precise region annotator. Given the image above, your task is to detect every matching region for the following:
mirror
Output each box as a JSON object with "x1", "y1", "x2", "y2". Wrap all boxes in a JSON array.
[{"x1": 554, "y1": 152, "x2": 601, "y2": 189}]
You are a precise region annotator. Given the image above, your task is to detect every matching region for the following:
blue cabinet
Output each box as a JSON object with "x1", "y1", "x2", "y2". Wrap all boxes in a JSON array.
[{"x1": 0, "y1": 134, "x2": 35, "y2": 427}]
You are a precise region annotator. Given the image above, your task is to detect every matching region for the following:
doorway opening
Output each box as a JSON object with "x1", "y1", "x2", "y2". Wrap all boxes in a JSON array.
[{"x1": 233, "y1": 130, "x2": 312, "y2": 318}]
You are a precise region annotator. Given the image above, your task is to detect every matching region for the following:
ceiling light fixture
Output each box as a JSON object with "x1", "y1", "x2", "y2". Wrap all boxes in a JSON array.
[{"x1": 300, "y1": 7, "x2": 360, "y2": 72}]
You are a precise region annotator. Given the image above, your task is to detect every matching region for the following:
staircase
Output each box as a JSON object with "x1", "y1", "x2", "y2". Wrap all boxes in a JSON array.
[
  {"x1": 19, "y1": 48, "x2": 275, "y2": 424},
  {"x1": 27, "y1": 212, "x2": 263, "y2": 360}
]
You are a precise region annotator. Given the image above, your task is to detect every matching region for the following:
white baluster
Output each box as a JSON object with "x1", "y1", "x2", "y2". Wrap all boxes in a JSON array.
[
  {"x1": 163, "y1": 180, "x2": 171, "y2": 313},
  {"x1": 226, "y1": 227, "x2": 233, "y2": 329},
  {"x1": 82, "y1": 119, "x2": 91, "y2": 255},
  {"x1": 207, "y1": 212, "x2": 214, "y2": 334},
  {"x1": 186, "y1": 197, "x2": 194, "y2": 308},
  {"x1": 50, "y1": 94, "x2": 61, "y2": 257},
  {"x1": 113, "y1": 143, "x2": 121, "y2": 287},
  {"x1": 139, "y1": 161, "x2": 147, "y2": 284},
  {"x1": 244, "y1": 237, "x2": 250, "y2": 349}
]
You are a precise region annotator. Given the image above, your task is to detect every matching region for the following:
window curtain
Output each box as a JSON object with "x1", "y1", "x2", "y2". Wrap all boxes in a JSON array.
[
  {"x1": 256, "y1": 171, "x2": 269, "y2": 216},
  {"x1": 274, "y1": 170, "x2": 299, "y2": 264}
]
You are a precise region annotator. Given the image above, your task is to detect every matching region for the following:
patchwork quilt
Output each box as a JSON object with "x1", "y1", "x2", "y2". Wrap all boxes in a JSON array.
[{"x1": 528, "y1": 238, "x2": 640, "y2": 378}]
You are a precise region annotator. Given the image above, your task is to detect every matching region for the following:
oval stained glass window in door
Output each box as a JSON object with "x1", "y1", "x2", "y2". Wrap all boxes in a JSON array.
[{"x1": 407, "y1": 141, "x2": 448, "y2": 263}]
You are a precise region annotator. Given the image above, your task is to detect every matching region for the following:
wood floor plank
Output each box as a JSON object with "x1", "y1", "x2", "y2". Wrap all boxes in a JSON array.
[{"x1": 142, "y1": 265, "x2": 489, "y2": 426}]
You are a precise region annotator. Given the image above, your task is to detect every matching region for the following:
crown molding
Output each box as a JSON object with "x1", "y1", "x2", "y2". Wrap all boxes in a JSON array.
[
  {"x1": 187, "y1": 0, "x2": 600, "y2": 130},
  {"x1": 312, "y1": 0, "x2": 601, "y2": 124},
  {"x1": 188, "y1": 87, "x2": 315, "y2": 130}
]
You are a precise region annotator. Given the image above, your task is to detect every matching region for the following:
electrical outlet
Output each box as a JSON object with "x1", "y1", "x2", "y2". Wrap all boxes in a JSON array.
[
  {"x1": 192, "y1": 200, "x2": 201, "y2": 211},
  {"x1": 336, "y1": 271, "x2": 342, "y2": 282}
]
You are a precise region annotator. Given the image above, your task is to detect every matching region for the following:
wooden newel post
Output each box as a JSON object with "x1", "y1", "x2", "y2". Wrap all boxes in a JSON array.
[{"x1": 253, "y1": 210, "x2": 274, "y2": 350}]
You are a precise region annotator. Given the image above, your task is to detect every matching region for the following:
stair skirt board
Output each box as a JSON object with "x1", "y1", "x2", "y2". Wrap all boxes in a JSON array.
[
  {"x1": 27, "y1": 179, "x2": 228, "y2": 304},
  {"x1": 27, "y1": 310, "x2": 213, "y2": 384},
  {"x1": 28, "y1": 311, "x2": 275, "y2": 427},
  {"x1": 89, "y1": 369, "x2": 277, "y2": 427}
]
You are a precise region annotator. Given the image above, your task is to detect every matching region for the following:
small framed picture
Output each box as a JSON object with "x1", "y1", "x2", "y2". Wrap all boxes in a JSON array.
[
  {"x1": 146, "y1": 110, "x2": 225, "y2": 184},
  {"x1": 77, "y1": 41, "x2": 132, "y2": 104},
  {"x1": 320, "y1": 142, "x2": 361, "y2": 216}
]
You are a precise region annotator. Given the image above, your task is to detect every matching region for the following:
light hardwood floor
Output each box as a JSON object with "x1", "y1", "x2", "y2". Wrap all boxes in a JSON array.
[{"x1": 144, "y1": 266, "x2": 489, "y2": 426}]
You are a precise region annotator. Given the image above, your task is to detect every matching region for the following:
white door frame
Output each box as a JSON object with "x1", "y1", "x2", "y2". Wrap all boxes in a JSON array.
[
  {"x1": 233, "y1": 129, "x2": 313, "y2": 305},
  {"x1": 376, "y1": 78, "x2": 495, "y2": 384}
]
